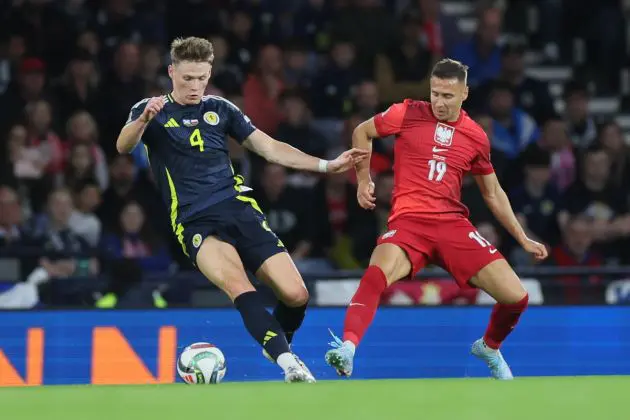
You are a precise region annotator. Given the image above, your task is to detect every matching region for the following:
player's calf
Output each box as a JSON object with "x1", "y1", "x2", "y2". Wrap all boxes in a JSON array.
[
  {"x1": 470, "y1": 259, "x2": 529, "y2": 350},
  {"x1": 256, "y1": 252, "x2": 310, "y2": 345}
]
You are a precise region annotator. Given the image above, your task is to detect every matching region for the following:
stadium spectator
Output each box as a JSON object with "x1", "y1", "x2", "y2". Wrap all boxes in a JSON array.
[
  {"x1": 225, "y1": 8, "x2": 258, "y2": 75},
  {"x1": 96, "y1": 154, "x2": 160, "y2": 232},
  {"x1": 471, "y1": 40, "x2": 555, "y2": 125},
  {"x1": 450, "y1": 7, "x2": 503, "y2": 87},
  {"x1": 207, "y1": 34, "x2": 244, "y2": 95},
  {"x1": 3, "y1": 124, "x2": 50, "y2": 205},
  {"x1": 68, "y1": 182, "x2": 102, "y2": 248},
  {"x1": 374, "y1": 11, "x2": 433, "y2": 104},
  {"x1": 403, "y1": 0, "x2": 464, "y2": 56},
  {"x1": 101, "y1": 201, "x2": 172, "y2": 273},
  {"x1": 25, "y1": 99, "x2": 65, "y2": 183},
  {"x1": 52, "y1": 49, "x2": 100, "y2": 126},
  {"x1": 310, "y1": 171, "x2": 363, "y2": 269},
  {"x1": 558, "y1": 145, "x2": 630, "y2": 262},
  {"x1": 546, "y1": 214, "x2": 604, "y2": 304},
  {"x1": 0, "y1": 186, "x2": 25, "y2": 247},
  {"x1": 352, "y1": 80, "x2": 382, "y2": 117},
  {"x1": 275, "y1": 89, "x2": 328, "y2": 170},
  {"x1": 487, "y1": 81, "x2": 539, "y2": 160},
  {"x1": 330, "y1": 0, "x2": 397, "y2": 66},
  {"x1": 564, "y1": 82, "x2": 597, "y2": 149},
  {"x1": 538, "y1": 117, "x2": 576, "y2": 193},
  {"x1": 310, "y1": 39, "x2": 362, "y2": 118},
  {"x1": 139, "y1": 43, "x2": 169, "y2": 94},
  {"x1": 510, "y1": 144, "x2": 561, "y2": 249},
  {"x1": 0, "y1": 32, "x2": 27, "y2": 95},
  {"x1": 96, "y1": 41, "x2": 144, "y2": 157},
  {"x1": 251, "y1": 163, "x2": 315, "y2": 261},
  {"x1": 27, "y1": 189, "x2": 99, "y2": 287},
  {"x1": 598, "y1": 121, "x2": 630, "y2": 192},
  {"x1": 243, "y1": 44, "x2": 284, "y2": 135},
  {"x1": 64, "y1": 111, "x2": 109, "y2": 190},
  {"x1": 0, "y1": 57, "x2": 48, "y2": 136},
  {"x1": 348, "y1": 170, "x2": 394, "y2": 266},
  {"x1": 293, "y1": 0, "x2": 331, "y2": 51},
  {"x1": 283, "y1": 42, "x2": 316, "y2": 91}
]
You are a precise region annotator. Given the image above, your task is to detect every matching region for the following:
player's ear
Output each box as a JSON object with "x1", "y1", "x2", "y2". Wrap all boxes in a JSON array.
[
  {"x1": 168, "y1": 64, "x2": 174, "y2": 79},
  {"x1": 462, "y1": 85, "x2": 469, "y2": 102}
]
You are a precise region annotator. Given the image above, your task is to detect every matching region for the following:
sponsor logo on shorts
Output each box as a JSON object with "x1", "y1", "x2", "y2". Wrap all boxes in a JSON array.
[
  {"x1": 382, "y1": 229, "x2": 397, "y2": 239},
  {"x1": 203, "y1": 111, "x2": 220, "y2": 126},
  {"x1": 434, "y1": 122, "x2": 454, "y2": 146},
  {"x1": 489, "y1": 248, "x2": 498, "y2": 254},
  {"x1": 192, "y1": 234, "x2": 203, "y2": 248}
]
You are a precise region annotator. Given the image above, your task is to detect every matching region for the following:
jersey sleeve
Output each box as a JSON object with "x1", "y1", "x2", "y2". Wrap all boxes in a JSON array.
[
  {"x1": 470, "y1": 131, "x2": 495, "y2": 176},
  {"x1": 226, "y1": 102, "x2": 256, "y2": 144},
  {"x1": 126, "y1": 98, "x2": 150, "y2": 125},
  {"x1": 373, "y1": 101, "x2": 408, "y2": 137}
]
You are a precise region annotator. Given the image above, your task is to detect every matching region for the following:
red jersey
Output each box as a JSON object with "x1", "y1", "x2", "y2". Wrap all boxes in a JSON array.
[{"x1": 373, "y1": 100, "x2": 493, "y2": 222}]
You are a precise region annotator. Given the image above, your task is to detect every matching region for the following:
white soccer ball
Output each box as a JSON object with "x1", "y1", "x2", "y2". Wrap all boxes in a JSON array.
[{"x1": 177, "y1": 342, "x2": 227, "y2": 384}]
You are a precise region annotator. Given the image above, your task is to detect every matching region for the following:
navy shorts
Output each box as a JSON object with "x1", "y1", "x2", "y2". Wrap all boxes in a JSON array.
[{"x1": 180, "y1": 196, "x2": 286, "y2": 273}]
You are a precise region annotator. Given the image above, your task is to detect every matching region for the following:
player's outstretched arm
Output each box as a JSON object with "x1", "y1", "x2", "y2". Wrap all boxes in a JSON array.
[
  {"x1": 243, "y1": 129, "x2": 368, "y2": 173},
  {"x1": 474, "y1": 173, "x2": 548, "y2": 261},
  {"x1": 116, "y1": 96, "x2": 164, "y2": 154}
]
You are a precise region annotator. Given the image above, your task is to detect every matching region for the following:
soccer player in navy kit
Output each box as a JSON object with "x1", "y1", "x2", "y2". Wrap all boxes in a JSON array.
[{"x1": 116, "y1": 37, "x2": 368, "y2": 383}]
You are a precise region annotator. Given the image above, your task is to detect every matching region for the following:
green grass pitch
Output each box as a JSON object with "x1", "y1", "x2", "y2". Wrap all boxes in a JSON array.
[{"x1": 0, "y1": 377, "x2": 626, "y2": 420}]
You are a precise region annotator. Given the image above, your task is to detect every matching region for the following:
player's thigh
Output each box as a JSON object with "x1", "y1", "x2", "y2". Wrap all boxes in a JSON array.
[
  {"x1": 469, "y1": 259, "x2": 527, "y2": 304},
  {"x1": 369, "y1": 243, "x2": 414, "y2": 286},
  {"x1": 195, "y1": 236, "x2": 255, "y2": 301},
  {"x1": 255, "y1": 252, "x2": 309, "y2": 307},
  {"x1": 437, "y1": 218, "x2": 525, "y2": 302}
]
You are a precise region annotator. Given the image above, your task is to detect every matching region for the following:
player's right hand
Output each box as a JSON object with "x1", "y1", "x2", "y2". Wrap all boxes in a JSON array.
[
  {"x1": 141, "y1": 96, "x2": 165, "y2": 123},
  {"x1": 357, "y1": 180, "x2": 376, "y2": 210}
]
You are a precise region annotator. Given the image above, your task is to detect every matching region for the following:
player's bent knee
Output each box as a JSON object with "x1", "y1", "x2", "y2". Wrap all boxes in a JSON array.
[
  {"x1": 471, "y1": 259, "x2": 527, "y2": 305},
  {"x1": 281, "y1": 285, "x2": 309, "y2": 307}
]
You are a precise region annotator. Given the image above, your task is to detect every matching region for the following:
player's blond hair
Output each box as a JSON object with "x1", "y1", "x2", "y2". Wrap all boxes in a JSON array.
[{"x1": 170, "y1": 37, "x2": 214, "y2": 65}]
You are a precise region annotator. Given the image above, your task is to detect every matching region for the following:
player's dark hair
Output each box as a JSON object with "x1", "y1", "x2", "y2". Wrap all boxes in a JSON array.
[
  {"x1": 431, "y1": 59, "x2": 468, "y2": 83},
  {"x1": 170, "y1": 37, "x2": 214, "y2": 65}
]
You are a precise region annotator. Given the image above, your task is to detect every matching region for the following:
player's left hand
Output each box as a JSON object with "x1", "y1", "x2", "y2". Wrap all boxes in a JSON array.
[
  {"x1": 327, "y1": 148, "x2": 369, "y2": 173},
  {"x1": 521, "y1": 237, "x2": 548, "y2": 261}
]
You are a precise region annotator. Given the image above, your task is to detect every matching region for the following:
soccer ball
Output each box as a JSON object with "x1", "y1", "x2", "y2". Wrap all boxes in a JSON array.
[{"x1": 177, "y1": 342, "x2": 227, "y2": 384}]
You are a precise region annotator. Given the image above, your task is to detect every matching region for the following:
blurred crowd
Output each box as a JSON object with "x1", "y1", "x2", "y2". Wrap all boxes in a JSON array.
[{"x1": 0, "y1": 0, "x2": 629, "y2": 307}]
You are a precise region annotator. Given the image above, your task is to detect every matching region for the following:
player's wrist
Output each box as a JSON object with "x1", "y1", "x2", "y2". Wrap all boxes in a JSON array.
[{"x1": 318, "y1": 159, "x2": 329, "y2": 173}]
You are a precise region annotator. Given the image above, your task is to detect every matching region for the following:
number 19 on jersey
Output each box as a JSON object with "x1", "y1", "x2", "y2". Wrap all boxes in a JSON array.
[{"x1": 428, "y1": 159, "x2": 447, "y2": 182}]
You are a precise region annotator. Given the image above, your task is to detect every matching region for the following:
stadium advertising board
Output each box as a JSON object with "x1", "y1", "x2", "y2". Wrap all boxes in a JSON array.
[{"x1": 0, "y1": 307, "x2": 629, "y2": 386}]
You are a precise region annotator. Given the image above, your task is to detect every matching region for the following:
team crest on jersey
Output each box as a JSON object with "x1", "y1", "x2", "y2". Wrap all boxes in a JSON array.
[
  {"x1": 434, "y1": 123, "x2": 455, "y2": 146},
  {"x1": 192, "y1": 234, "x2": 203, "y2": 248},
  {"x1": 203, "y1": 111, "x2": 220, "y2": 126},
  {"x1": 183, "y1": 119, "x2": 199, "y2": 127}
]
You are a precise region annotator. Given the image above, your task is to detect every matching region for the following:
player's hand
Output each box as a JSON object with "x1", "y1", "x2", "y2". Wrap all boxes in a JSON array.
[
  {"x1": 140, "y1": 96, "x2": 165, "y2": 123},
  {"x1": 357, "y1": 180, "x2": 376, "y2": 210},
  {"x1": 326, "y1": 148, "x2": 369, "y2": 173},
  {"x1": 521, "y1": 237, "x2": 548, "y2": 261}
]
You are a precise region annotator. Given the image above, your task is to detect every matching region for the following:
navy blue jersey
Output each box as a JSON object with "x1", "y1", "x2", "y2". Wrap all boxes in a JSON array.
[{"x1": 127, "y1": 94, "x2": 256, "y2": 229}]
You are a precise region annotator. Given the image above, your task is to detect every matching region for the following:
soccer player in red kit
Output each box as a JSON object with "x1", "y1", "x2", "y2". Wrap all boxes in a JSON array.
[{"x1": 325, "y1": 59, "x2": 548, "y2": 380}]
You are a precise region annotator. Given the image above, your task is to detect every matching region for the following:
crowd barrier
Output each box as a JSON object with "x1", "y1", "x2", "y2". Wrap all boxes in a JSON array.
[{"x1": 0, "y1": 307, "x2": 629, "y2": 386}]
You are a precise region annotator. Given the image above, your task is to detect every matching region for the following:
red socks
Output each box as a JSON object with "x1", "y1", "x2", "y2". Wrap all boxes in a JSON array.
[
  {"x1": 483, "y1": 294, "x2": 529, "y2": 349},
  {"x1": 343, "y1": 265, "x2": 388, "y2": 346}
]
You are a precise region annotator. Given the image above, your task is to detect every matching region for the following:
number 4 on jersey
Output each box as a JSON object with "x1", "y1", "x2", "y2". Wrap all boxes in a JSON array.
[{"x1": 189, "y1": 128, "x2": 204, "y2": 152}]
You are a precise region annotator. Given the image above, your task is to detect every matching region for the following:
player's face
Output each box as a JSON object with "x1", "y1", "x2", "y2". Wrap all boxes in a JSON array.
[
  {"x1": 430, "y1": 77, "x2": 468, "y2": 122},
  {"x1": 169, "y1": 61, "x2": 212, "y2": 104}
]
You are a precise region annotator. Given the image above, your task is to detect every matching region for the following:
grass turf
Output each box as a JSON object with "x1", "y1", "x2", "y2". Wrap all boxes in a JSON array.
[{"x1": 0, "y1": 376, "x2": 626, "y2": 420}]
